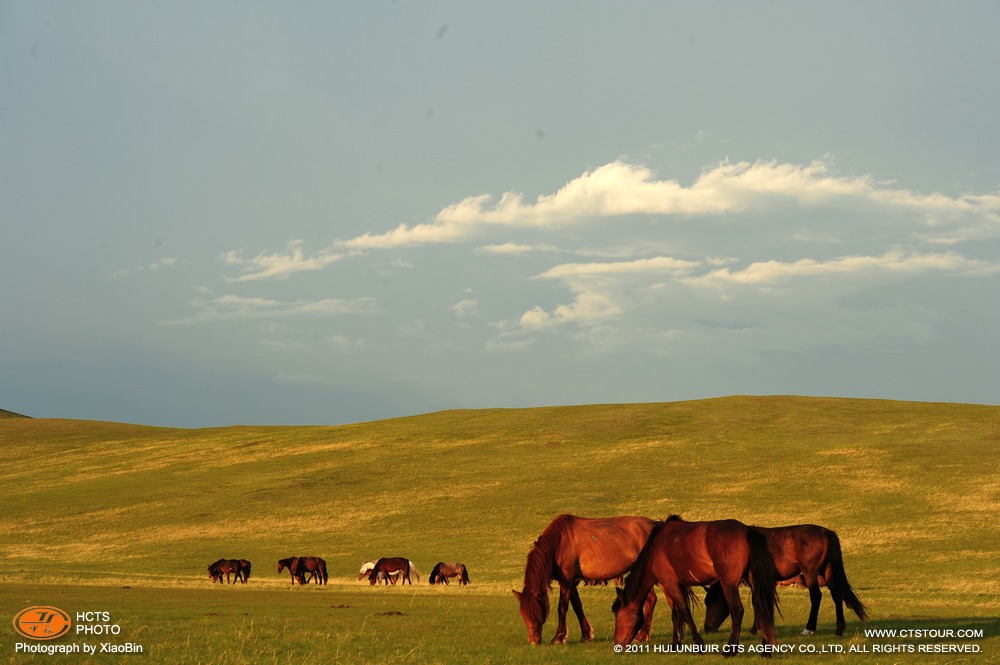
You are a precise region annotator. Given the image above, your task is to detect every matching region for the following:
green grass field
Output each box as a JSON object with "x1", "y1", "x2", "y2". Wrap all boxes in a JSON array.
[{"x1": 1, "y1": 396, "x2": 997, "y2": 663}]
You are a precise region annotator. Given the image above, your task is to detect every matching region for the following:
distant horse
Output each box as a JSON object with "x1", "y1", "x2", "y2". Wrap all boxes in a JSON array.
[
  {"x1": 612, "y1": 516, "x2": 778, "y2": 652},
  {"x1": 367, "y1": 557, "x2": 415, "y2": 585},
  {"x1": 583, "y1": 576, "x2": 624, "y2": 587},
  {"x1": 278, "y1": 556, "x2": 328, "y2": 585},
  {"x1": 703, "y1": 524, "x2": 867, "y2": 636},
  {"x1": 358, "y1": 560, "x2": 420, "y2": 585},
  {"x1": 208, "y1": 559, "x2": 243, "y2": 584},
  {"x1": 513, "y1": 514, "x2": 659, "y2": 644},
  {"x1": 429, "y1": 562, "x2": 470, "y2": 585}
]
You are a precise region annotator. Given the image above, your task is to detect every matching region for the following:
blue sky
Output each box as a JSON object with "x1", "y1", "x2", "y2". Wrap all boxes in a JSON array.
[{"x1": 3, "y1": 2, "x2": 998, "y2": 427}]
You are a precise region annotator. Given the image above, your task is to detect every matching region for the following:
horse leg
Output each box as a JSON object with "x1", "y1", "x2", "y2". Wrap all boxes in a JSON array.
[
  {"x1": 567, "y1": 583, "x2": 594, "y2": 642},
  {"x1": 802, "y1": 571, "x2": 822, "y2": 635},
  {"x1": 635, "y1": 589, "x2": 657, "y2": 642},
  {"x1": 679, "y1": 589, "x2": 704, "y2": 647},
  {"x1": 551, "y1": 584, "x2": 571, "y2": 644},
  {"x1": 661, "y1": 587, "x2": 685, "y2": 647},
  {"x1": 722, "y1": 584, "x2": 744, "y2": 655},
  {"x1": 826, "y1": 576, "x2": 847, "y2": 636}
]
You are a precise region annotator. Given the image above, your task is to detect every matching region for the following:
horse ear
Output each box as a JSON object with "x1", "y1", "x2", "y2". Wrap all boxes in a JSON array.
[{"x1": 512, "y1": 590, "x2": 522, "y2": 601}]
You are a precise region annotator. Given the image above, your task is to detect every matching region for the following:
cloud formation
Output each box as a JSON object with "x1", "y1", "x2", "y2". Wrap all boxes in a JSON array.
[
  {"x1": 165, "y1": 293, "x2": 379, "y2": 325},
  {"x1": 222, "y1": 241, "x2": 343, "y2": 282},
  {"x1": 331, "y1": 158, "x2": 1000, "y2": 252}
]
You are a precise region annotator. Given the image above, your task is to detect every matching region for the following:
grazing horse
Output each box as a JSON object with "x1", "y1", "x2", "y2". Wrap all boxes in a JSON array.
[
  {"x1": 513, "y1": 514, "x2": 659, "y2": 645},
  {"x1": 612, "y1": 516, "x2": 778, "y2": 653},
  {"x1": 429, "y1": 562, "x2": 470, "y2": 585},
  {"x1": 367, "y1": 557, "x2": 415, "y2": 585},
  {"x1": 208, "y1": 559, "x2": 244, "y2": 584},
  {"x1": 278, "y1": 556, "x2": 328, "y2": 585},
  {"x1": 703, "y1": 524, "x2": 867, "y2": 636},
  {"x1": 359, "y1": 560, "x2": 420, "y2": 585}
]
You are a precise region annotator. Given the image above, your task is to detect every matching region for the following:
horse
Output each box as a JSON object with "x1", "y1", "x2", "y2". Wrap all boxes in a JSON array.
[
  {"x1": 612, "y1": 515, "x2": 778, "y2": 653},
  {"x1": 208, "y1": 559, "x2": 243, "y2": 584},
  {"x1": 358, "y1": 560, "x2": 420, "y2": 585},
  {"x1": 429, "y1": 562, "x2": 470, "y2": 585},
  {"x1": 278, "y1": 556, "x2": 328, "y2": 585},
  {"x1": 513, "y1": 514, "x2": 659, "y2": 644},
  {"x1": 703, "y1": 524, "x2": 867, "y2": 636},
  {"x1": 367, "y1": 557, "x2": 415, "y2": 585}
]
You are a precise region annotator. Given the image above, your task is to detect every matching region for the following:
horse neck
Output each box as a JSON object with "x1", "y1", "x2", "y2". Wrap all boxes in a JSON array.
[{"x1": 522, "y1": 533, "x2": 558, "y2": 594}]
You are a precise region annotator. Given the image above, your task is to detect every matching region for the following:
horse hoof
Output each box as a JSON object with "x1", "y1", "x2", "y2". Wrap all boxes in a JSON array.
[
  {"x1": 801, "y1": 629, "x2": 815, "y2": 636},
  {"x1": 551, "y1": 635, "x2": 567, "y2": 645}
]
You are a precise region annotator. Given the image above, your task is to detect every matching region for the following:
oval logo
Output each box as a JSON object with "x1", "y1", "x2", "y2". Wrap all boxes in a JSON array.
[{"x1": 13, "y1": 606, "x2": 72, "y2": 640}]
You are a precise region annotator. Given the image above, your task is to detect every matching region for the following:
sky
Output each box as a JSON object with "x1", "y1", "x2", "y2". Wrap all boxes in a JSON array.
[{"x1": 2, "y1": 2, "x2": 999, "y2": 427}]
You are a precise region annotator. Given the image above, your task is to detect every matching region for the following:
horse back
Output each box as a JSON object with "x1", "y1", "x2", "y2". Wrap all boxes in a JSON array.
[
  {"x1": 567, "y1": 515, "x2": 658, "y2": 580},
  {"x1": 757, "y1": 524, "x2": 834, "y2": 579}
]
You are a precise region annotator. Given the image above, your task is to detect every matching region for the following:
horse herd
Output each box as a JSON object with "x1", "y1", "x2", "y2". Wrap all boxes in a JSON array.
[
  {"x1": 207, "y1": 556, "x2": 470, "y2": 587},
  {"x1": 211, "y1": 511, "x2": 867, "y2": 652},
  {"x1": 514, "y1": 514, "x2": 869, "y2": 652}
]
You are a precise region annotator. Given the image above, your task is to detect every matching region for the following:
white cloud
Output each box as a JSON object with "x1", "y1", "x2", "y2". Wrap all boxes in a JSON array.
[
  {"x1": 222, "y1": 240, "x2": 343, "y2": 282},
  {"x1": 321, "y1": 334, "x2": 369, "y2": 353},
  {"x1": 452, "y1": 298, "x2": 480, "y2": 322},
  {"x1": 684, "y1": 250, "x2": 1000, "y2": 288},
  {"x1": 332, "y1": 158, "x2": 1000, "y2": 252},
  {"x1": 163, "y1": 294, "x2": 379, "y2": 324},
  {"x1": 109, "y1": 257, "x2": 181, "y2": 280},
  {"x1": 474, "y1": 242, "x2": 555, "y2": 255}
]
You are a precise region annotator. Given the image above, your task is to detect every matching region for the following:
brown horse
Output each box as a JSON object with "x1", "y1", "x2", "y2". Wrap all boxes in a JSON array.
[
  {"x1": 278, "y1": 556, "x2": 328, "y2": 585},
  {"x1": 513, "y1": 514, "x2": 659, "y2": 644},
  {"x1": 429, "y1": 562, "x2": 470, "y2": 585},
  {"x1": 208, "y1": 559, "x2": 245, "y2": 584},
  {"x1": 612, "y1": 516, "x2": 778, "y2": 653},
  {"x1": 703, "y1": 524, "x2": 867, "y2": 636},
  {"x1": 368, "y1": 557, "x2": 414, "y2": 585}
]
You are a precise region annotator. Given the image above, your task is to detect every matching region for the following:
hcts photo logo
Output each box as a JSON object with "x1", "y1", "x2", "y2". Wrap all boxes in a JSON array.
[{"x1": 12, "y1": 606, "x2": 72, "y2": 640}]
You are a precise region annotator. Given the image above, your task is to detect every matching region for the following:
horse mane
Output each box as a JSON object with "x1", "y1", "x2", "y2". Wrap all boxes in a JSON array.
[
  {"x1": 523, "y1": 514, "x2": 574, "y2": 593},
  {"x1": 666, "y1": 514, "x2": 684, "y2": 522}
]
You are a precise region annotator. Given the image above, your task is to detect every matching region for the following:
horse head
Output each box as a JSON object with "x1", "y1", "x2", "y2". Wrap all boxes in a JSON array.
[
  {"x1": 612, "y1": 587, "x2": 645, "y2": 646},
  {"x1": 512, "y1": 588, "x2": 549, "y2": 644}
]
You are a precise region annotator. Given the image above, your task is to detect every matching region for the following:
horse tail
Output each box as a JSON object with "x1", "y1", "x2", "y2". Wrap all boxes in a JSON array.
[
  {"x1": 461, "y1": 564, "x2": 470, "y2": 585},
  {"x1": 746, "y1": 528, "x2": 779, "y2": 631},
  {"x1": 410, "y1": 561, "x2": 420, "y2": 582},
  {"x1": 320, "y1": 559, "x2": 328, "y2": 585},
  {"x1": 827, "y1": 531, "x2": 868, "y2": 621}
]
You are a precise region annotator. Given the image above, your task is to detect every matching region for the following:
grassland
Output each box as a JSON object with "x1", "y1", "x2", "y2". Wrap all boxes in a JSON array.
[{"x1": 1, "y1": 396, "x2": 997, "y2": 663}]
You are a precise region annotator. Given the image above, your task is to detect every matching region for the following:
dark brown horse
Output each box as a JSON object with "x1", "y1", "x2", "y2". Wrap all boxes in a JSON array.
[
  {"x1": 368, "y1": 557, "x2": 414, "y2": 585},
  {"x1": 429, "y1": 562, "x2": 470, "y2": 585},
  {"x1": 513, "y1": 514, "x2": 659, "y2": 644},
  {"x1": 703, "y1": 524, "x2": 867, "y2": 636},
  {"x1": 208, "y1": 559, "x2": 246, "y2": 584},
  {"x1": 612, "y1": 516, "x2": 778, "y2": 653},
  {"x1": 278, "y1": 556, "x2": 328, "y2": 585}
]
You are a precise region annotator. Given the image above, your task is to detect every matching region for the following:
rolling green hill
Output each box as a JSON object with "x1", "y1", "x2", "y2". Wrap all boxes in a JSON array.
[
  {"x1": 1, "y1": 396, "x2": 996, "y2": 590},
  {"x1": 1, "y1": 396, "x2": 997, "y2": 663}
]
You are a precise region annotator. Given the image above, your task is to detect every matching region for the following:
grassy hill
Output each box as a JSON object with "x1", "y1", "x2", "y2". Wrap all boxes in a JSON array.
[
  {"x1": 0, "y1": 408, "x2": 28, "y2": 419},
  {"x1": 1, "y1": 396, "x2": 997, "y2": 663}
]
